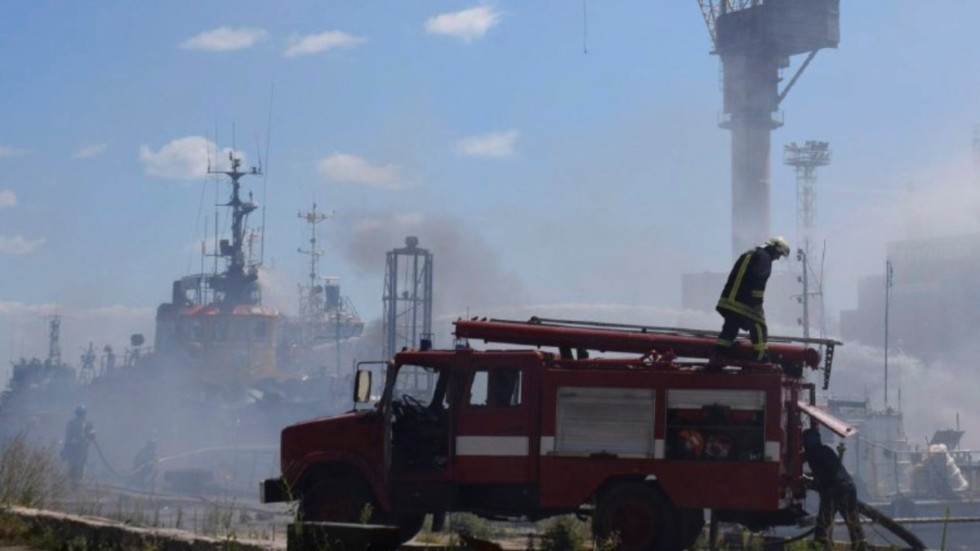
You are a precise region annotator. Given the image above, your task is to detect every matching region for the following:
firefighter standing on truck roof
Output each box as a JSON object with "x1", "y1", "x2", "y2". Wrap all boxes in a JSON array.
[
  {"x1": 802, "y1": 428, "x2": 867, "y2": 551},
  {"x1": 712, "y1": 236, "x2": 791, "y2": 365}
]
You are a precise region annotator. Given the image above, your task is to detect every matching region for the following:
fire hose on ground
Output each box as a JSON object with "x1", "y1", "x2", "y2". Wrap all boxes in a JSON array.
[
  {"x1": 856, "y1": 500, "x2": 926, "y2": 550},
  {"x1": 708, "y1": 500, "x2": 926, "y2": 550}
]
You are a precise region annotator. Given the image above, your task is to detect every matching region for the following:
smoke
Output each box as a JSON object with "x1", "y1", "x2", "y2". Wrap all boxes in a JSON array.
[
  {"x1": 337, "y1": 212, "x2": 529, "y2": 318},
  {"x1": 812, "y1": 151, "x2": 980, "y2": 448},
  {"x1": 821, "y1": 152, "x2": 980, "y2": 313},
  {"x1": 437, "y1": 302, "x2": 717, "y2": 327},
  {"x1": 349, "y1": 318, "x2": 385, "y2": 364},
  {"x1": 829, "y1": 341, "x2": 980, "y2": 450},
  {"x1": 257, "y1": 266, "x2": 297, "y2": 316},
  {"x1": 0, "y1": 303, "x2": 154, "y2": 384}
]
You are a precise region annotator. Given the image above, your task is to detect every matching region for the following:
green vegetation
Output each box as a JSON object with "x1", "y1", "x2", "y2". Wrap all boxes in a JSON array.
[
  {"x1": 537, "y1": 515, "x2": 590, "y2": 551},
  {"x1": 0, "y1": 510, "x2": 31, "y2": 544},
  {"x1": 3, "y1": 437, "x2": 898, "y2": 551},
  {"x1": 359, "y1": 502, "x2": 375, "y2": 524},
  {"x1": 0, "y1": 432, "x2": 69, "y2": 508},
  {"x1": 447, "y1": 512, "x2": 503, "y2": 540}
]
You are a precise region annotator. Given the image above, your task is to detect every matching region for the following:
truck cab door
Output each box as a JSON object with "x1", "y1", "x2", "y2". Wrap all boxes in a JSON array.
[
  {"x1": 388, "y1": 364, "x2": 453, "y2": 479},
  {"x1": 454, "y1": 353, "x2": 537, "y2": 484}
]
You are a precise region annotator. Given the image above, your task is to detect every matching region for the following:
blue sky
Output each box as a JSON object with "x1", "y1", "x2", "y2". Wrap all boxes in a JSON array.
[{"x1": 4, "y1": 1, "x2": 980, "y2": 375}]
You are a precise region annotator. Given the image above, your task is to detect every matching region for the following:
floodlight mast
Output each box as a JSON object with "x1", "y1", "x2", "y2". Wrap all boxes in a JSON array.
[
  {"x1": 784, "y1": 140, "x2": 831, "y2": 341},
  {"x1": 784, "y1": 141, "x2": 830, "y2": 253},
  {"x1": 697, "y1": 0, "x2": 839, "y2": 258}
]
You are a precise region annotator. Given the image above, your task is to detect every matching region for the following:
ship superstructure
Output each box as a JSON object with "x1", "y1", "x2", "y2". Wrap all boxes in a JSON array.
[
  {"x1": 294, "y1": 202, "x2": 363, "y2": 345},
  {"x1": 279, "y1": 202, "x2": 364, "y2": 378},
  {"x1": 153, "y1": 152, "x2": 280, "y2": 389},
  {"x1": 0, "y1": 151, "x2": 368, "y2": 496}
]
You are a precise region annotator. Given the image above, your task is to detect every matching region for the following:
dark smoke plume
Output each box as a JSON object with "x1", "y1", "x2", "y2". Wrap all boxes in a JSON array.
[{"x1": 337, "y1": 212, "x2": 528, "y2": 318}]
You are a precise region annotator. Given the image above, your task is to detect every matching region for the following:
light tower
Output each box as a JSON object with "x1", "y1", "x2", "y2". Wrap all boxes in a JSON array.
[
  {"x1": 784, "y1": 140, "x2": 830, "y2": 258},
  {"x1": 784, "y1": 140, "x2": 830, "y2": 339},
  {"x1": 698, "y1": 0, "x2": 839, "y2": 257},
  {"x1": 382, "y1": 236, "x2": 434, "y2": 360}
]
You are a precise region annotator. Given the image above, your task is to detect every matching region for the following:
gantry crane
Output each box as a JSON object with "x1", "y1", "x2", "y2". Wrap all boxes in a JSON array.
[{"x1": 697, "y1": 0, "x2": 839, "y2": 258}]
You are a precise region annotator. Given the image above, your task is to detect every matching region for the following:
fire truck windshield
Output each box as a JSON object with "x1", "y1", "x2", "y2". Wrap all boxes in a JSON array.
[
  {"x1": 391, "y1": 364, "x2": 445, "y2": 408},
  {"x1": 389, "y1": 364, "x2": 451, "y2": 473}
]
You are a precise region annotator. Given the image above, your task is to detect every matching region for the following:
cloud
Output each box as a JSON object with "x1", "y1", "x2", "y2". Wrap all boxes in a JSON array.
[
  {"x1": 139, "y1": 136, "x2": 242, "y2": 181},
  {"x1": 0, "y1": 146, "x2": 27, "y2": 158},
  {"x1": 0, "y1": 190, "x2": 15, "y2": 208},
  {"x1": 180, "y1": 27, "x2": 268, "y2": 52},
  {"x1": 73, "y1": 143, "x2": 107, "y2": 159},
  {"x1": 0, "y1": 236, "x2": 45, "y2": 255},
  {"x1": 455, "y1": 130, "x2": 519, "y2": 158},
  {"x1": 425, "y1": 6, "x2": 501, "y2": 42},
  {"x1": 284, "y1": 31, "x2": 367, "y2": 58},
  {"x1": 317, "y1": 153, "x2": 406, "y2": 189}
]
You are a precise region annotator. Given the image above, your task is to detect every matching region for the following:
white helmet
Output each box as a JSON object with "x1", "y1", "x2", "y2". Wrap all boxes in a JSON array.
[{"x1": 766, "y1": 236, "x2": 791, "y2": 258}]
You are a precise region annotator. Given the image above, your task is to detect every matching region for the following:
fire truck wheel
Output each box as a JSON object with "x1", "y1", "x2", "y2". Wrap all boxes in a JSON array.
[
  {"x1": 676, "y1": 508, "x2": 705, "y2": 549},
  {"x1": 299, "y1": 474, "x2": 377, "y2": 524},
  {"x1": 594, "y1": 482, "x2": 678, "y2": 551},
  {"x1": 391, "y1": 513, "x2": 425, "y2": 543}
]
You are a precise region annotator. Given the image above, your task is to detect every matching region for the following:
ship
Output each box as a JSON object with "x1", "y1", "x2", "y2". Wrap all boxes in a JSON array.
[
  {"x1": 0, "y1": 152, "x2": 364, "y2": 495},
  {"x1": 278, "y1": 202, "x2": 365, "y2": 379},
  {"x1": 813, "y1": 395, "x2": 980, "y2": 550}
]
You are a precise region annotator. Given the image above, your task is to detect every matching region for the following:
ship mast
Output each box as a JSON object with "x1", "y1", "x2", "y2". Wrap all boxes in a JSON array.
[
  {"x1": 47, "y1": 314, "x2": 61, "y2": 366},
  {"x1": 207, "y1": 152, "x2": 262, "y2": 306},
  {"x1": 297, "y1": 203, "x2": 335, "y2": 348}
]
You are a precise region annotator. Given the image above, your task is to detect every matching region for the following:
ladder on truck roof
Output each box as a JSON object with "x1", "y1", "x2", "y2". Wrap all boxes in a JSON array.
[
  {"x1": 453, "y1": 317, "x2": 840, "y2": 384},
  {"x1": 519, "y1": 317, "x2": 841, "y2": 346}
]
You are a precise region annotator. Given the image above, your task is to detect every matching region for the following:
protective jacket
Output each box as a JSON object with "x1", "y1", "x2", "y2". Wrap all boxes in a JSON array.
[
  {"x1": 716, "y1": 247, "x2": 774, "y2": 324},
  {"x1": 804, "y1": 443, "x2": 855, "y2": 491}
]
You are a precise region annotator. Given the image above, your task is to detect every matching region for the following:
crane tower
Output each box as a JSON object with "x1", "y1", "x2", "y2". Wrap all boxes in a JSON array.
[{"x1": 698, "y1": 0, "x2": 839, "y2": 257}]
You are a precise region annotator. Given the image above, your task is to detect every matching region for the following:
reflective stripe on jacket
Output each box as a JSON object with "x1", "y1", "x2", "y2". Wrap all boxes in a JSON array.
[{"x1": 716, "y1": 247, "x2": 773, "y2": 323}]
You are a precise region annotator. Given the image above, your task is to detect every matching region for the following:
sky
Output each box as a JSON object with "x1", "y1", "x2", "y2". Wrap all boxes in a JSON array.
[{"x1": 4, "y1": 2, "x2": 980, "y2": 442}]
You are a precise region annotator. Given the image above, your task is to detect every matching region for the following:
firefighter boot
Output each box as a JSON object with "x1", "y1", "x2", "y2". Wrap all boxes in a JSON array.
[
  {"x1": 705, "y1": 353, "x2": 727, "y2": 372},
  {"x1": 706, "y1": 344, "x2": 732, "y2": 371}
]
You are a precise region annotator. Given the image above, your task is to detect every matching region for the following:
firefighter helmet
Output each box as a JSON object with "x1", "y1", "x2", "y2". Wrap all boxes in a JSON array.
[
  {"x1": 766, "y1": 236, "x2": 791, "y2": 258},
  {"x1": 802, "y1": 428, "x2": 821, "y2": 448}
]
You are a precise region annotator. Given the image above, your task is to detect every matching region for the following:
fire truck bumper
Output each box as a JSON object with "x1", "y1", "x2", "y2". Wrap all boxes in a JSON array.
[{"x1": 260, "y1": 477, "x2": 289, "y2": 503}]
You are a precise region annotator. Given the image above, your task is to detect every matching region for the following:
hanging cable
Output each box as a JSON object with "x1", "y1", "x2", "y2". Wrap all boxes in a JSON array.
[
  {"x1": 582, "y1": 0, "x2": 589, "y2": 54},
  {"x1": 261, "y1": 84, "x2": 275, "y2": 265}
]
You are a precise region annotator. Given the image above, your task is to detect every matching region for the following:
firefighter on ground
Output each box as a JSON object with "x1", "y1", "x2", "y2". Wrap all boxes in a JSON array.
[
  {"x1": 802, "y1": 428, "x2": 867, "y2": 551},
  {"x1": 131, "y1": 439, "x2": 158, "y2": 489},
  {"x1": 712, "y1": 236, "x2": 791, "y2": 363},
  {"x1": 61, "y1": 405, "x2": 96, "y2": 488}
]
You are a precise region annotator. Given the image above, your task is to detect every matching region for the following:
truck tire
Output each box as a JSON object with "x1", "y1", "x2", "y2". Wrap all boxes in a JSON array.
[
  {"x1": 677, "y1": 508, "x2": 705, "y2": 550},
  {"x1": 300, "y1": 474, "x2": 378, "y2": 523},
  {"x1": 392, "y1": 513, "x2": 425, "y2": 543},
  {"x1": 594, "y1": 482, "x2": 679, "y2": 551}
]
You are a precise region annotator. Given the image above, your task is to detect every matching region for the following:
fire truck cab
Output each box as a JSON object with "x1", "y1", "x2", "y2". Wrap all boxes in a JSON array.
[{"x1": 262, "y1": 317, "x2": 847, "y2": 551}]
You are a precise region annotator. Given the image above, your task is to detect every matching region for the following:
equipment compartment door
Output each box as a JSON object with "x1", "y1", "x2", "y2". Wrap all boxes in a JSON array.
[{"x1": 454, "y1": 355, "x2": 535, "y2": 483}]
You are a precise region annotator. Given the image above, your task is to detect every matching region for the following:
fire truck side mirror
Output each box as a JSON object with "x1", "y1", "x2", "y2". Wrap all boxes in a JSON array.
[{"x1": 354, "y1": 370, "x2": 372, "y2": 403}]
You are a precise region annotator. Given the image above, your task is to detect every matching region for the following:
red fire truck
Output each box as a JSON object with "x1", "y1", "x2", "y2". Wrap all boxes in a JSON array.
[{"x1": 261, "y1": 317, "x2": 851, "y2": 551}]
